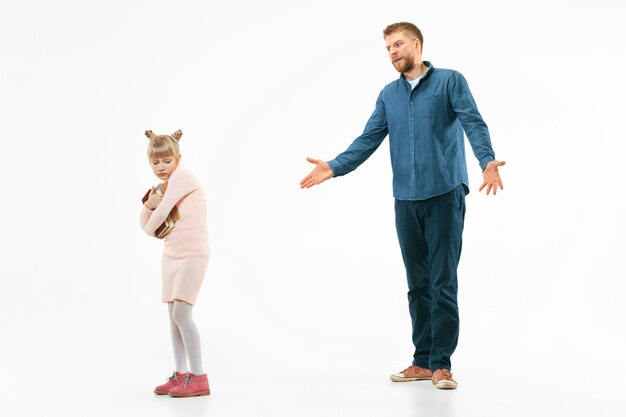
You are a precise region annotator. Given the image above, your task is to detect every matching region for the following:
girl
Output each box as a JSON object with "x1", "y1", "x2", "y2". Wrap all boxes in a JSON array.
[{"x1": 140, "y1": 129, "x2": 210, "y2": 397}]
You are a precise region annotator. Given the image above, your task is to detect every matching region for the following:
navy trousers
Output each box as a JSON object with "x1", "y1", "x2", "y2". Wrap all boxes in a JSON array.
[{"x1": 394, "y1": 185, "x2": 466, "y2": 371}]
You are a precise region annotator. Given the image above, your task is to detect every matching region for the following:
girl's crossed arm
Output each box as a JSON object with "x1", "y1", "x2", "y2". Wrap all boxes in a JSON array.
[{"x1": 142, "y1": 169, "x2": 198, "y2": 237}]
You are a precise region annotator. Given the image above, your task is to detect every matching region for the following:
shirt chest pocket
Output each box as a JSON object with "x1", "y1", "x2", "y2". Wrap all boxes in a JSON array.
[{"x1": 416, "y1": 95, "x2": 445, "y2": 121}]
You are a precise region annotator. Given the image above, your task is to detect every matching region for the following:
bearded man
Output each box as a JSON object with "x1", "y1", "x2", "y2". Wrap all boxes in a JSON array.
[{"x1": 300, "y1": 22, "x2": 505, "y2": 390}]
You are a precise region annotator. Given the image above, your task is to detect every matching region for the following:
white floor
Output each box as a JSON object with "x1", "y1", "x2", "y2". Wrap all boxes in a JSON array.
[
  {"x1": 4, "y1": 360, "x2": 623, "y2": 417},
  {"x1": 3, "y1": 192, "x2": 625, "y2": 417},
  {"x1": 3, "y1": 308, "x2": 624, "y2": 417}
]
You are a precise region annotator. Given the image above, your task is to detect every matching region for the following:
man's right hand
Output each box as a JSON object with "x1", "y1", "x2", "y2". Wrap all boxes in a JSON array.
[{"x1": 300, "y1": 157, "x2": 334, "y2": 189}]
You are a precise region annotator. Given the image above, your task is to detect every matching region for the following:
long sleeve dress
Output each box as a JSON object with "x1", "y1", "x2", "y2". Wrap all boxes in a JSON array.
[{"x1": 140, "y1": 166, "x2": 209, "y2": 304}]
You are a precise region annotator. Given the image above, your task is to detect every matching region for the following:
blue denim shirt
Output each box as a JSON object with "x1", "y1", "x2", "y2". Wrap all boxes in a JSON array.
[{"x1": 327, "y1": 62, "x2": 495, "y2": 200}]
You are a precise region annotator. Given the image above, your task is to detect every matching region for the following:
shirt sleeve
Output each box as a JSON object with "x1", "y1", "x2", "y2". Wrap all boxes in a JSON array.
[
  {"x1": 143, "y1": 169, "x2": 198, "y2": 237},
  {"x1": 449, "y1": 72, "x2": 495, "y2": 171},
  {"x1": 327, "y1": 90, "x2": 389, "y2": 177},
  {"x1": 139, "y1": 205, "x2": 153, "y2": 229}
]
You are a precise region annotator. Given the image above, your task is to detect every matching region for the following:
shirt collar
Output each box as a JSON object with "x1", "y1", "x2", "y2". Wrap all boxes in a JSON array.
[{"x1": 400, "y1": 61, "x2": 435, "y2": 86}]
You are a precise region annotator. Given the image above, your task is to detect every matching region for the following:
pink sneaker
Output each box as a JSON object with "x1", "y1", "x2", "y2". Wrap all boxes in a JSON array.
[
  {"x1": 154, "y1": 371, "x2": 187, "y2": 395},
  {"x1": 169, "y1": 373, "x2": 210, "y2": 397}
]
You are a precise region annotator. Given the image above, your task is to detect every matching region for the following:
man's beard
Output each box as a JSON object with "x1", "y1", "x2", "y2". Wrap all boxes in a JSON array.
[{"x1": 393, "y1": 56, "x2": 414, "y2": 74}]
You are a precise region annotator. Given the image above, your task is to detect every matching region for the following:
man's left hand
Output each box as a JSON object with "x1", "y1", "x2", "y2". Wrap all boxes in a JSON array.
[{"x1": 479, "y1": 160, "x2": 506, "y2": 195}]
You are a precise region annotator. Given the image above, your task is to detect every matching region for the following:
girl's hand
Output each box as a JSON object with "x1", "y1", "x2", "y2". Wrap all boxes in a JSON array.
[{"x1": 144, "y1": 186, "x2": 162, "y2": 209}]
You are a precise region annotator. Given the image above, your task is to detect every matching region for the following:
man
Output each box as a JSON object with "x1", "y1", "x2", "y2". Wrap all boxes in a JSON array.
[{"x1": 299, "y1": 22, "x2": 505, "y2": 390}]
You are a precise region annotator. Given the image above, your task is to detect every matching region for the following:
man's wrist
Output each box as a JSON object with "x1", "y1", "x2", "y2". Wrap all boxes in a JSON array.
[{"x1": 480, "y1": 158, "x2": 495, "y2": 172}]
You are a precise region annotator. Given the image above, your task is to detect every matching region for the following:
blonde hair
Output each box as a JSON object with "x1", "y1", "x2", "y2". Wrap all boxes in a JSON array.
[
  {"x1": 145, "y1": 129, "x2": 182, "y2": 159},
  {"x1": 383, "y1": 22, "x2": 423, "y2": 52}
]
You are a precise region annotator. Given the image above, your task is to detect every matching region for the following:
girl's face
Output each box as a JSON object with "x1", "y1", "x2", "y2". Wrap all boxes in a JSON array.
[{"x1": 150, "y1": 154, "x2": 181, "y2": 181}]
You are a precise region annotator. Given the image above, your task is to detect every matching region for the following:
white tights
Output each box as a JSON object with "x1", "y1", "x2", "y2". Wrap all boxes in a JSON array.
[{"x1": 168, "y1": 300, "x2": 203, "y2": 375}]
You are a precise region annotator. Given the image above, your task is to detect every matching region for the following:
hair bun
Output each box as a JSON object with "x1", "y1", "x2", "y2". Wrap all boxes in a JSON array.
[
  {"x1": 145, "y1": 130, "x2": 156, "y2": 140},
  {"x1": 171, "y1": 129, "x2": 183, "y2": 142}
]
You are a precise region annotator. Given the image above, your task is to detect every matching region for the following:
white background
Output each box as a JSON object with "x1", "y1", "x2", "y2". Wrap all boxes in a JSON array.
[{"x1": 1, "y1": 0, "x2": 625, "y2": 416}]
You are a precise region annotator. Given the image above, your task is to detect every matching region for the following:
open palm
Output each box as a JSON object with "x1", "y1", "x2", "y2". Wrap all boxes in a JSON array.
[
  {"x1": 300, "y1": 157, "x2": 334, "y2": 189},
  {"x1": 479, "y1": 160, "x2": 506, "y2": 195}
]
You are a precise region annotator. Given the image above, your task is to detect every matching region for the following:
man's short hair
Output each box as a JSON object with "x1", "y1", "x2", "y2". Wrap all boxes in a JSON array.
[{"x1": 383, "y1": 22, "x2": 423, "y2": 51}]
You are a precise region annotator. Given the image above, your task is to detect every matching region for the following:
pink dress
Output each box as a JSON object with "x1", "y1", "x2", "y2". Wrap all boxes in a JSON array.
[{"x1": 140, "y1": 166, "x2": 209, "y2": 304}]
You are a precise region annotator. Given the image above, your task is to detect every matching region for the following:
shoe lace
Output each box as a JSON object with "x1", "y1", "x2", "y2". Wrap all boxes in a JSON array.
[
  {"x1": 167, "y1": 372, "x2": 179, "y2": 382},
  {"x1": 183, "y1": 374, "x2": 193, "y2": 388},
  {"x1": 436, "y1": 369, "x2": 453, "y2": 380},
  {"x1": 402, "y1": 365, "x2": 421, "y2": 373}
]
